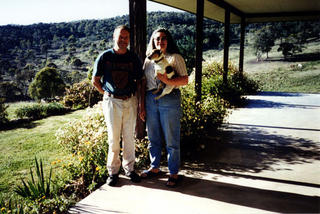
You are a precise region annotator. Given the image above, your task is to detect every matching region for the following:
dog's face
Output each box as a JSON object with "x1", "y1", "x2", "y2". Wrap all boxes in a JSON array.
[{"x1": 147, "y1": 49, "x2": 164, "y2": 61}]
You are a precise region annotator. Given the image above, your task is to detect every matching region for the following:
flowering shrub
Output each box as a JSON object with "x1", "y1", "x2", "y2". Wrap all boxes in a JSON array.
[
  {"x1": 180, "y1": 60, "x2": 258, "y2": 153},
  {"x1": 134, "y1": 138, "x2": 150, "y2": 169},
  {"x1": 201, "y1": 60, "x2": 259, "y2": 106},
  {"x1": 55, "y1": 102, "x2": 108, "y2": 192},
  {"x1": 180, "y1": 79, "x2": 228, "y2": 147},
  {"x1": 62, "y1": 79, "x2": 102, "y2": 110}
]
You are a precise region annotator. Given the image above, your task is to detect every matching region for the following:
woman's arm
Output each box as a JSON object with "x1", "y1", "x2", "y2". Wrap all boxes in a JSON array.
[
  {"x1": 156, "y1": 53, "x2": 188, "y2": 86},
  {"x1": 156, "y1": 73, "x2": 188, "y2": 86}
]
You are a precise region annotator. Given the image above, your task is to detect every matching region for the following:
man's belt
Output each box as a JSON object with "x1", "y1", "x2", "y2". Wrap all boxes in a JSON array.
[{"x1": 106, "y1": 92, "x2": 133, "y2": 100}]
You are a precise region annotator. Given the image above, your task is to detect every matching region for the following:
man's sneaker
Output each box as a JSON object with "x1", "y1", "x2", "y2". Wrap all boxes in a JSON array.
[
  {"x1": 127, "y1": 171, "x2": 141, "y2": 183},
  {"x1": 107, "y1": 174, "x2": 119, "y2": 186}
]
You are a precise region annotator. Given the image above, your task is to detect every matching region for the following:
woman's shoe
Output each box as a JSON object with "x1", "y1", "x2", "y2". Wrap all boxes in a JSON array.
[
  {"x1": 166, "y1": 175, "x2": 183, "y2": 188},
  {"x1": 140, "y1": 169, "x2": 161, "y2": 179}
]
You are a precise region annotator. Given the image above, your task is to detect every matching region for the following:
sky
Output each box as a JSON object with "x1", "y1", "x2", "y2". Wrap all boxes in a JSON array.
[{"x1": 0, "y1": 0, "x2": 181, "y2": 26}]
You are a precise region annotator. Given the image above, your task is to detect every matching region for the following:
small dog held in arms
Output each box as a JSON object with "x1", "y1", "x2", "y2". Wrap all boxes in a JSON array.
[{"x1": 147, "y1": 49, "x2": 177, "y2": 100}]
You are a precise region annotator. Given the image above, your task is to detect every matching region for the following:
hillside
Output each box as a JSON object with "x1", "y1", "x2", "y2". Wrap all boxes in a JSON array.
[{"x1": 0, "y1": 12, "x2": 319, "y2": 101}]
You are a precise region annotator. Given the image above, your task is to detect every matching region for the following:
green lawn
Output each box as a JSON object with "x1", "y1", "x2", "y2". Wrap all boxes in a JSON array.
[
  {"x1": 248, "y1": 61, "x2": 320, "y2": 93},
  {"x1": 204, "y1": 40, "x2": 320, "y2": 93},
  {"x1": 0, "y1": 109, "x2": 85, "y2": 200}
]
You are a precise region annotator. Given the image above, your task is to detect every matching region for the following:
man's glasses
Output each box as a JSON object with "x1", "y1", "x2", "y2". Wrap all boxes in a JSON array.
[{"x1": 155, "y1": 37, "x2": 167, "y2": 42}]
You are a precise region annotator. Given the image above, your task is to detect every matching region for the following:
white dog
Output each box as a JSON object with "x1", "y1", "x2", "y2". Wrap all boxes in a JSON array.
[{"x1": 147, "y1": 49, "x2": 177, "y2": 100}]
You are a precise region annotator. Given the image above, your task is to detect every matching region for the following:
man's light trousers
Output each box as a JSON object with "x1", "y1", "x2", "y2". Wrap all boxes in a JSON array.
[{"x1": 102, "y1": 93, "x2": 137, "y2": 175}]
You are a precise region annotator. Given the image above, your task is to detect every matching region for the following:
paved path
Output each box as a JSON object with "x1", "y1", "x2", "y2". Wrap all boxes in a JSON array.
[{"x1": 70, "y1": 92, "x2": 320, "y2": 214}]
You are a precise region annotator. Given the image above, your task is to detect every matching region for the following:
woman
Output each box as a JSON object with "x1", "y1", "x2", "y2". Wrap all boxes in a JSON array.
[{"x1": 140, "y1": 28, "x2": 188, "y2": 187}]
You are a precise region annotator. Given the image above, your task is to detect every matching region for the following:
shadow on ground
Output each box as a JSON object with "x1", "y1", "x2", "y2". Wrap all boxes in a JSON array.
[
  {"x1": 177, "y1": 123, "x2": 320, "y2": 213},
  {"x1": 72, "y1": 172, "x2": 320, "y2": 214},
  {"x1": 183, "y1": 125, "x2": 320, "y2": 174}
]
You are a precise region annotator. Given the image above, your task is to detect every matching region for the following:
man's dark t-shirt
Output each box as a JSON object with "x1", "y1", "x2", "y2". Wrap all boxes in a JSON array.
[{"x1": 93, "y1": 49, "x2": 143, "y2": 96}]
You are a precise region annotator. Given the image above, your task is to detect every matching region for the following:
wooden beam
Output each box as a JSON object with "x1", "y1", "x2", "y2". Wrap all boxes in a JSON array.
[
  {"x1": 246, "y1": 11, "x2": 320, "y2": 19},
  {"x1": 195, "y1": 0, "x2": 204, "y2": 102},
  {"x1": 239, "y1": 17, "x2": 246, "y2": 77},
  {"x1": 129, "y1": 0, "x2": 146, "y2": 61},
  {"x1": 223, "y1": 8, "x2": 230, "y2": 84},
  {"x1": 207, "y1": 0, "x2": 244, "y2": 18}
]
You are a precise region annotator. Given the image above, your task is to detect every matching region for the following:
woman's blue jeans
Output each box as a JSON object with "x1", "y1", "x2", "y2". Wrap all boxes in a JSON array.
[{"x1": 146, "y1": 89, "x2": 181, "y2": 174}]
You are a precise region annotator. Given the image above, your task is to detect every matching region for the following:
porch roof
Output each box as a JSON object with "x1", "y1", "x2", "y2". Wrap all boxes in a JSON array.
[{"x1": 149, "y1": 0, "x2": 320, "y2": 23}]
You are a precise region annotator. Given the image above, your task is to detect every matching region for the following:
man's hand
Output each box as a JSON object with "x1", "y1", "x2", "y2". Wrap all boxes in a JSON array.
[
  {"x1": 139, "y1": 109, "x2": 146, "y2": 122},
  {"x1": 92, "y1": 76, "x2": 105, "y2": 94}
]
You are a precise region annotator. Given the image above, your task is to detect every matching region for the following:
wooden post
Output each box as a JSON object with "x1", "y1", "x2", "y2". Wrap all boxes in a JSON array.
[
  {"x1": 239, "y1": 17, "x2": 246, "y2": 78},
  {"x1": 129, "y1": 0, "x2": 146, "y2": 61},
  {"x1": 129, "y1": 0, "x2": 147, "y2": 140},
  {"x1": 223, "y1": 9, "x2": 230, "y2": 84},
  {"x1": 195, "y1": 0, "x2": 204, "y2": 103}
]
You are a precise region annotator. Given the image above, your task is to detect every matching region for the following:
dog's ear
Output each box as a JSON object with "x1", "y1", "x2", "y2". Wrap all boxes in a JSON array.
[{"x1": 147, "y1": 49, "x2": 156, "y2": 59}]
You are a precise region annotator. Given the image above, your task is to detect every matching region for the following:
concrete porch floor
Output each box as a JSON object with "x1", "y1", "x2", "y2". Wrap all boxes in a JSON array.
[{"x1": 70, "y1": 92, "x2": 320, "y2": 214}]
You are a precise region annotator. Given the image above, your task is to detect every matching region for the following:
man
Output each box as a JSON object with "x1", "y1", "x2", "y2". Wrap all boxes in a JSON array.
[{"x1": 92, "y1": 25, "x2": 143, "y2": 186}]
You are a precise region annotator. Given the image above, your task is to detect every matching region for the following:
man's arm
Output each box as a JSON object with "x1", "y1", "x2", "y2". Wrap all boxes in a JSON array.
[{"x1": 92, "y1": 76, "x2": 105, "y2": 94}]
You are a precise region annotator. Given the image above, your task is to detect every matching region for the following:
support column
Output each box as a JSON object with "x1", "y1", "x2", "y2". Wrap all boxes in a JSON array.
[
  {"x1": 195, "y1": 0, "x2": 204, "y2": 102},
  {"x1": 129, "y1": 0, "x2": 147, "y2": 140},
  {"x1": 239, "y1": 17, "x2": 246, "y2": 78},
  {"x1": 129, "y1": 0, "x2": 146, "y2": 61},
  {"x1": 223, "y1": 9, "x2": 230, "y2": 84}
]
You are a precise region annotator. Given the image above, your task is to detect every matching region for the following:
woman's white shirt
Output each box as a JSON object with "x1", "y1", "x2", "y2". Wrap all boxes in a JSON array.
[{"x1": 143, "y1": 53, "x2": 188, "y2": 91}]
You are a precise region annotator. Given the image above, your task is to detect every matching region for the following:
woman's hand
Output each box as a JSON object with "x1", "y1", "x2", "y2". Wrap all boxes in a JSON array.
[{"x1": 156, "y1": 72, "x2": 169, "y2": 84}]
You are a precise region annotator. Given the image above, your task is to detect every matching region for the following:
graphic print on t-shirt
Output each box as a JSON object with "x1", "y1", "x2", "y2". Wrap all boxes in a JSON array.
[{"x1": 106, "y1": 61, "x2": 134, "y2": 89}]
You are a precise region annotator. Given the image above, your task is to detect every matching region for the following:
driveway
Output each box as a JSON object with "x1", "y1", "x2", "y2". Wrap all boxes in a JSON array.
[{"x1": 70, "y1": 92, "x2": 320, "y2": 214}]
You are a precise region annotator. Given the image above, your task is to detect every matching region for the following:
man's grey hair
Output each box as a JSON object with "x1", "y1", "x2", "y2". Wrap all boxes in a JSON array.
[{"x1": 113, "y1": 25, "x2": 130, "y2": 37}]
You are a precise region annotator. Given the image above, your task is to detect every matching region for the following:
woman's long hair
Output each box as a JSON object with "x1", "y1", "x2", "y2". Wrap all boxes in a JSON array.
[{"x1": 146, "y1": 28, "x2": 180, "y2": 56}]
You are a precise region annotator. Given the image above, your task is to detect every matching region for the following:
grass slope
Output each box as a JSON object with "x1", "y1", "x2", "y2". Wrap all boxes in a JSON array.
[
  {"x1": 204, "y1": 40, "x2": 320, "y2": 93},
  {"x1": 0, "y1": 108, "x2": 85, "y2": 200}
]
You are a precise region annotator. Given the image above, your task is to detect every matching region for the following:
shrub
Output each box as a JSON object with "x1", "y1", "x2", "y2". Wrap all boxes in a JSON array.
[
  {"x1": 43, "y1": 102, "x2": 67, "y2": 116},
  {"x1": 55, "y1": 103, "x2": 108, "y2": 193},
  {"x1": 15, "y1": 102, "x2": 68, "y2": 120},
  {"x1": 180, "y1": 79, "x2": 228, "y2": 151},
  {"x1": 202, "y1": 60, "x2": 259, "y2": 106},
  {"x1": 180, "y1": 60, "x2": 259, "y2": 153},
  {"x1": 62, "y1": 80, "x2": 102, "y2": 109},
  {"x1": 15, "y1": 103, "x2": 43, "y2": 119}
]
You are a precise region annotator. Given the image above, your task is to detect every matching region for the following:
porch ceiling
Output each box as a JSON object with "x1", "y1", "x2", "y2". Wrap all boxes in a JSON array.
[{"x1": 149, "y1": 0, "x2": 320, "y2": 23}]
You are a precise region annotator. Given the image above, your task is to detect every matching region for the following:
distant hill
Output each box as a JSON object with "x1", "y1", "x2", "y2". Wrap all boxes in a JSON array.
[{"x1": 0, "y1": 11, "x2": 318, "y2": 102}]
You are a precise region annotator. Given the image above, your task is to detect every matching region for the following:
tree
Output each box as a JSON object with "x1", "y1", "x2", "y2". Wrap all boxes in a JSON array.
[
  {"x1": 28, "y1": 67, "x2": 66, "y2": 101},
  {"x1": 253, "y1": 25, "x2": 275, "y2": 60},
  {"x1": 277, "y1": 35, "x2": 304, "y2": 59}
]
